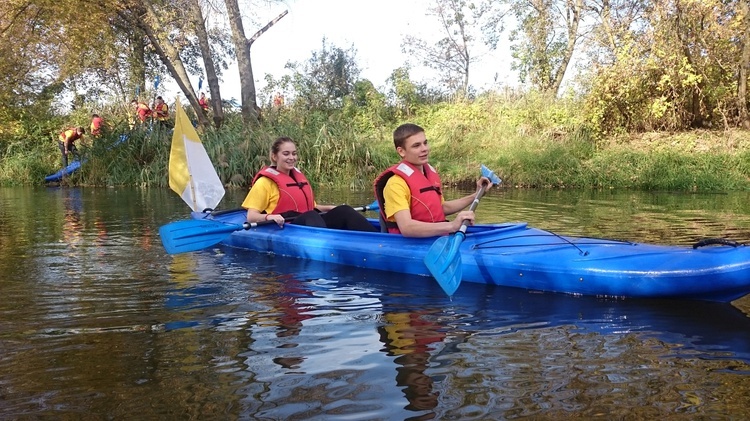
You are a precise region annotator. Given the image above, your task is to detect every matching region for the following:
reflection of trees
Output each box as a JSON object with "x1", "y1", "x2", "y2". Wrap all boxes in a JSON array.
[{"x1": 379, "y1": 310, "x2": 446, "y2": 418}]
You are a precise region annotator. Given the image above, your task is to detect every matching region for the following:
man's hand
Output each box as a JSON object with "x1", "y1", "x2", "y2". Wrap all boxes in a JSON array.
[{"x1": 452, "y1": 210, "x2": 475, "y2": 231}]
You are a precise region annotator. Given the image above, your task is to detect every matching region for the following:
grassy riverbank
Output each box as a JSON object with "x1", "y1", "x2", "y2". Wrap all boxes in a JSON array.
[{"x1": 2, "y1": 94, "x2": 750, "y2": 191}]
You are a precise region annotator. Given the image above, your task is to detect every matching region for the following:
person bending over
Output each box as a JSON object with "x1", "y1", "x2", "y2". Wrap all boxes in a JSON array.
[
  {"x1": 57, "y1": 126, "x2": 85, "y2": 168},
  {"x1": 242, "y1": 136, "x2": 377, "y2": 232}
]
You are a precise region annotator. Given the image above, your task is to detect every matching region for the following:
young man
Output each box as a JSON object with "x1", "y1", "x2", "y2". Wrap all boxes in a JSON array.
[
  {"x1": 374, "y1": 123, "x2": 491, "y2": 237},
  {"x1": 58, "y1": 126, "x2": 85, "y2": 168}
]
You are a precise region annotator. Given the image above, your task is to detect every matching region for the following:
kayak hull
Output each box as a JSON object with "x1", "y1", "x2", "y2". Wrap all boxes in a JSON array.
[
  {"x1": 44, "y1": 134, "x2": 129, "y2": 182},
  {"x1": 190, "y1": 210, "x2": 750, "y2": 302},
  {"x1": 44, "y1": 160, "x2": 84, "y2": 182}
]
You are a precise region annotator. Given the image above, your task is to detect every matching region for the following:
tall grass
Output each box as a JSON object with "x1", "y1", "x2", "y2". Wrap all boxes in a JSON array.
[{"x1": 2, "y1": 91, "x2": 750, "y2": 191}]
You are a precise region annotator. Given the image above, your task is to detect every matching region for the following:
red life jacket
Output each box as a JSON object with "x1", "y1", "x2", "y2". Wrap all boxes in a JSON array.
[
  {"x1": 136, "y1": 103, "x2": 151, "y2": 121},
  {"x1": 58, "y1": 128, "x2": 82, "y2": 143},
  {"x1": 252, "y1": 166, "x2": 315, "y2": 214},
  {"x1": 154, "y1": 103, "x2": 168, "y2": 120},
  {"x1": 90, "y1": 117, "x2": 103, "y2": 135},
  {"x1": 198, "y1": 97, "x2": 209, "y2": 111},
  {"x1": 373, "y1": 161, "x2": 445, "y2": 234}
]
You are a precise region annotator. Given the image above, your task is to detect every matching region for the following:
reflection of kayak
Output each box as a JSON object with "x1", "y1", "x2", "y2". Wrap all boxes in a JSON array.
[
  {"x1": 44, "y1": 134, "x2": 129, "y2": 182},
  {"x1": 44, "y1": 159, "x2": 84, "y2": 182},
  {"x1": 190, "y1": 247, "x2": 750, "y2": 364},
  {"x1": 187, "y1": 209, "x2": 750, "y2": 303}
]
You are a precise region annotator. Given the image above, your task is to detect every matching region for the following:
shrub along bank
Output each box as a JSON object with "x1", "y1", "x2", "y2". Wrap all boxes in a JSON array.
[{"x1": 2, "y1": 93, "x2": 749, "y2": 191}]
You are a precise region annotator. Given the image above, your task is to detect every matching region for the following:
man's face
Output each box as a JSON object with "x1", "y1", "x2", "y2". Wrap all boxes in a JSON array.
[{"x1": 397, "y1": 131, "x2": 429, "y2": 166}]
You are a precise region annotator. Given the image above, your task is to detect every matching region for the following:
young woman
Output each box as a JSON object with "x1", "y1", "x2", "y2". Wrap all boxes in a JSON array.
[{"x1": 242, "y1": 137, "x2": 377, "y2": 232}]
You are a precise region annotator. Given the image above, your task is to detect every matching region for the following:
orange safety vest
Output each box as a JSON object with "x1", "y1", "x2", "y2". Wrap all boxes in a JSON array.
[
  {"x1": 135, "y1": 102, "x2": 151, "y2": 122},
  {"x1": 90, "y1": 116, "x2": 103, "y2": 135},
  {"x1": 58, "y1": 128, "x2": 82, "y2": 144},
  {"x1": 198, "y1": 97, "x2": 209, "y2": 111},
  {"x1": 154, "y1": 103, "x2": 169, "y2": 120},
  {"x1": 374, "y1": 161, "x2": 445, "y2": 234},
  {"x1": 251, "y1": 166, "x2": 315, "y2": 214}
]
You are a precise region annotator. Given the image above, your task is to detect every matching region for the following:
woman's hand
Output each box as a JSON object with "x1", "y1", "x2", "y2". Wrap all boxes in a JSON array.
[
  {"x1": 247, "y1": 209, "x2": 284, "y2": 228},
  {"x1": 265, "y1": 213, "x2": 285, "y2": 227}
]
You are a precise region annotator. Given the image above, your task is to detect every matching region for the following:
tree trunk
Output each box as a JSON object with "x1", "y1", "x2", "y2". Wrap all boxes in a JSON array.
[
  {"x1": 551, "y1": 0, "x2": 583, "y2": 95},
  {"x1": 188, "y1": 0, "x2": 225, "y2": 128},
  {"x1": 224, "y1": 0, "x2": 259, "y2": 125},
  {"x1": 137, "y1": 2, "x2": 209, "y2": 127},
  {"x1": 739, "y1": 0, "x2": 750, "y2": 129},
  {"x1": 125, "y1": 16, "x2": 146, "y2": 101}
]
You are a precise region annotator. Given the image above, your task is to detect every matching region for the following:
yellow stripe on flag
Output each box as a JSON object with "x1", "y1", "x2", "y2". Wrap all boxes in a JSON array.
[
  {"x1": 169, "y1": 98, "x2": 225, "y2": 211},
  {"x1": 168, "y1": 99, "x2": 194, "y2": 200}
]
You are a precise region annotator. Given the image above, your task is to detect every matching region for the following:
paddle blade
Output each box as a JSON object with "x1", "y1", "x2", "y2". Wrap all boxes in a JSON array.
[
  {"x1": 481, "y1": 164, "x2": 502, "y2": 185},
  {"x1": 159, "y1": 219, "x2": 242, "y2": 254},
  {"x1": 423, "y1": 232, "x2": 465, "y2": 296}
]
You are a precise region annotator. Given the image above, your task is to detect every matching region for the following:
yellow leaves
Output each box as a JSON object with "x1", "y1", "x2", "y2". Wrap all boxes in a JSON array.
[{"x1": 650, "y1": 96, "x2": 669, "y2": 119}]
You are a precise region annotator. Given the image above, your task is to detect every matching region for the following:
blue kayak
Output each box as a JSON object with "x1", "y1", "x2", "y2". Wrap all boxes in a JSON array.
[
  {"x1": 44, "y1": 134, "x2": 129, "y2": 182},
  {"x1": 185, "y1": 209, "x2": 750, "y2": 302},
  {"x1": 44, "y1": 159, "x2": 85, "y2": 182}
]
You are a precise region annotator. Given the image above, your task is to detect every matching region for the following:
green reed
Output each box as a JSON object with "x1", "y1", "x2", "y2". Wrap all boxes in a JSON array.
[{"x1": 3, "y1": 92, "x2": 750, "y2": 191}]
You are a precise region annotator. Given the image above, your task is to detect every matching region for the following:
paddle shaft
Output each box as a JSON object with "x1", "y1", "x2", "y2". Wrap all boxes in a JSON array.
[
  {"x1": 246, "y1": 202, "x2": 376, "y2": 227},
  {"x1": 207, "y1": 201, "x2": 378, "y2": 217},
  {"x1": 457, "y1": 183, "x2": 488, "y2": 235},
  {"x1": 160, "y1": 201, "x2": 379, "y2": 254},
  {"x1": 424, "y1": 181, "x2": 490, "y2": 296}
]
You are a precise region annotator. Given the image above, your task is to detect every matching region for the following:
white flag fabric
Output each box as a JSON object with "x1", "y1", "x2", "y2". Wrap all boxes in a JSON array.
[{"x1": 168, "y1": 99, "x2": 225, "y2": 212}]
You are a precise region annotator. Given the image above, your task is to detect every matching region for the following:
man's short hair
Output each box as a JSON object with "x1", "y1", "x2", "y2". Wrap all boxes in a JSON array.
[{"x1": 393, "y1": 123, "x2": 424, "y2": 149}]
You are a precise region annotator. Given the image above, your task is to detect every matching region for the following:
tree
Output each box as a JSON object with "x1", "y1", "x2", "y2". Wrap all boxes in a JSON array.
[
  {"x1": 187, "y1": 0, "x2": 225, "y2": 127},
  {"x1": 506, "y1": 0, "x2": 585, "y2": 95},
  {"x1": 287, "y1": 39, "x2": 361, "y2": 110},
  {"x1": 224, "y1": 0, "x2": 259, "y2": 124},
  {"x1": 582, "y1": 0, "x2": 749, "y2": 132},
  {"x1": 122, "y1": 0, "x2": 210, "y2": 126},
  {"x1": 739, "y1": 0, "x2": 750, "y2": 129},
  {"x1": 402, "y1": 0, "x2": 479, "y2": 98}
]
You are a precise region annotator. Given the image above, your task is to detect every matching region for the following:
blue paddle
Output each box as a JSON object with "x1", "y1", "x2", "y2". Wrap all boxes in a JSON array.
[
  {"x1": 159, "y1": 200, "x2": 380, "y2": 254},
  {"x1": 424, "y1": 165, "x2": 501, "y2": 296}
]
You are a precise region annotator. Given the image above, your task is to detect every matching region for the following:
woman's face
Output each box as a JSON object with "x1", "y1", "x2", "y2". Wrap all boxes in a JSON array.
[{"x1": 272, "y1": 141, "x2": 298, "y2": 173}]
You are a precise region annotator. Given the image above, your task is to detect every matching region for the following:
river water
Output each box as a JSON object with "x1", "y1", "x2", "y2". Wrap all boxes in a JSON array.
[{"x1": 2, "y1": 186, "x2": 750, "y2": 419}]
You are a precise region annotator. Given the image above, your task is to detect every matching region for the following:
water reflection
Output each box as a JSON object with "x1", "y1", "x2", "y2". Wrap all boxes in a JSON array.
[
  {"x1": 61, "y1": 188, "x2": 84, "y2": 249},
  {"x1": 379, "y1": 309, "x2": 444, "y2": 418},
  {"x1": 162, "y1": 245, "x2": 750, "y2": 419},
  {"x1": 3, "y1": 187, "x2": 750, "y2": 419}
]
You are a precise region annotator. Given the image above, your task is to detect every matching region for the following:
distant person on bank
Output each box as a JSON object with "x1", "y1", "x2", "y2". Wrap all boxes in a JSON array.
[
  {"x1": 152, "y1": 96, "x2": 170, "y2": 127},
  {"x1": 58, "y1": 126, "x2": 85, "y2": 168},
  {"x1": 131, "y1": 99, "x2": 152, "y2": 124},
  {"x1": 242, "y1": 136, "x2": 377, "y2": 232},
  {"x1": 90, "y1": 113, "x2": 104, "y2": 136},
  {"x1": 198, "y1": 92, "x2": 209, "y2": 113}
]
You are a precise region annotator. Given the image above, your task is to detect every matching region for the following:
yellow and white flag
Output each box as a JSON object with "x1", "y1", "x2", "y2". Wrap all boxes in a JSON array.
[{"x1": 169, "y1": 99, "x2": 225, "y2": 211}]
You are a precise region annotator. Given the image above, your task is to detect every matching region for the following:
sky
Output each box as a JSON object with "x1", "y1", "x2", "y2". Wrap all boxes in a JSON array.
[{"x1": 178, "y1": 0, "x2": 516, "y2": 102}]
